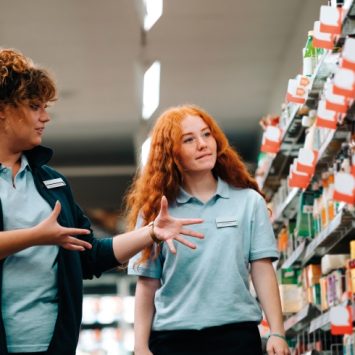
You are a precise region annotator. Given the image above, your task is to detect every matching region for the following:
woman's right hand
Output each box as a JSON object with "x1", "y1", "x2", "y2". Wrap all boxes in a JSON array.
[{"x1": 32, "y1": 201, "x2": 92, "y2": 251}]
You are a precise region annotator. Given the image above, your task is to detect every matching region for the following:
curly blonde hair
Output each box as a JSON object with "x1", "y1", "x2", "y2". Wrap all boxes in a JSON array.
[
  {"x1": 124, "y1": 104, "x2": 264, "y2": 263},
  {"x1": 0, "y1": 48, "x2": 57, "y2": 107}
]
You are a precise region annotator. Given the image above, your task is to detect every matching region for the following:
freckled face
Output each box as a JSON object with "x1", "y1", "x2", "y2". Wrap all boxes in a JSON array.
[
  {"x1": 178, "y1": 115, "x2": 217, "y2": 174},
  {"x1": 1, "y1": 102, "x2": 50, "y2": 151}
]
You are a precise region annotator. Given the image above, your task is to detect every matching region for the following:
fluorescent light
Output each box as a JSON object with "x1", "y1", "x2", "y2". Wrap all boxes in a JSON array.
[
  {"x1": 143, "y1": 0, "x2": 163, "y2": 31},
  {"x1": 141, "y1": 137, "x2": 151, "y2": 167},
  {"x1": 142, "y1": 61, "x2": 160, "y2": 120}
]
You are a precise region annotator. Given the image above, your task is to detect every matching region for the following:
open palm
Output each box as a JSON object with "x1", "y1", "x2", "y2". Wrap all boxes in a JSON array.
[{"x1": 153, "y1": 196, "x2": 204, "y2": 253}]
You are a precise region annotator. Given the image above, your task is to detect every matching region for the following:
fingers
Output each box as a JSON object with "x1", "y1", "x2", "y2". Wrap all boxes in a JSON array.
[
  {"x1": 159, "y1": 195, "x2": 169, "y2": 217},
  {"x1": 165, "y1": 239, "x2": 176, "y2": 254},
  {"x1": 64, "y1": 236, "x2": 92, "y2": 250},
  {"x1": 180, "y1": 228, "x2": 204, "y2": 239},
  {"x1": 64, "y1": 227, "x2": 91, "y2": 236},
  {"x1": 174, "y1": 235, "x2": 197, "y2": 249},
  {"x1": 180, "y1": 218, "x2": 203, "y2": 226},
  {"x1": 51, "y1": 200, "x2": 62, "y2": 219},
  {"x1": 61, "y1": 243, "x2": 86, "y2": 252}
]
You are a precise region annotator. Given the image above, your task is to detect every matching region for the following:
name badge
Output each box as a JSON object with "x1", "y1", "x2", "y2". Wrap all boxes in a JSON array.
[
  {"x1": 215, "y1": 217, "x2": 238, "y2": 228},
  {"x1": 43, "y1": 178, "x2": 66, "y2": 189}
]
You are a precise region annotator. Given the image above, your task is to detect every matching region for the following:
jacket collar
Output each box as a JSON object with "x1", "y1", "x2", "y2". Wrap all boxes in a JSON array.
[{"x1": 23, "y1": 145, "x2": 53, "y2": 168}]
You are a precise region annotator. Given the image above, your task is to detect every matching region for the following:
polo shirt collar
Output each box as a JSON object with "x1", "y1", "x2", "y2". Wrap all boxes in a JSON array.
[
  {"x1": 19, "y1": 154, "x2": 31, "y2": 173},
  {"x1": 176, "y1": 177, "x2": 230, "y2": 204},
  {"x1": 0, "y1": 154, "x2": 31, "y2": 174}
]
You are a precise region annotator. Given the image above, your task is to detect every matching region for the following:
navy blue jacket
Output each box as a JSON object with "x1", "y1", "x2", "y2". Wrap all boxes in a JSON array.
[{"x1": 0, "y1": 146, "x2": 119, "y2": 355}]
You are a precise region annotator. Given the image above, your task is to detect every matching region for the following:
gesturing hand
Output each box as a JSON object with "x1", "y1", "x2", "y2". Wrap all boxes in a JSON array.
[
  {"x1": 33, "y1": 201, "x2": 92, "y2": 251},
  {"x1": 153, "y1": 196, "x2": 204, "y2": 254}
]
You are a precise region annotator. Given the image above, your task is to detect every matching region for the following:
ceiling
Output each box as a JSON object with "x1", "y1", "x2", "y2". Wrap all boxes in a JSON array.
[{"x1": 0, "y1": 0, "x2": 325, "y2": 211}]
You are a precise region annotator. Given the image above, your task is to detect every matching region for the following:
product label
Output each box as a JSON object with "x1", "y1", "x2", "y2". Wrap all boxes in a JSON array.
[{"x1": 303, "y1": 57, "x2": 314, "y2": 76}]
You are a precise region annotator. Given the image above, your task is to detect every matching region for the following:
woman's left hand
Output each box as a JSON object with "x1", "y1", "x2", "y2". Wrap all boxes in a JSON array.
[
  {"x1": 154, "y1": 196, "x2": 204, "y2": 253},
  {"x1": 266, "y1": 336, "x2": 290, "y2": 355}
]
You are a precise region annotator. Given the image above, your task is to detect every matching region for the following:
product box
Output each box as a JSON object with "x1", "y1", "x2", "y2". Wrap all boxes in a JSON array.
[
  {"x1": 306, "y1": 264, "x2": 322, "y2": 287},
  {"x1": 320, "y1": 276, "x2": 329, "y2": 311},
  {"x1": 279, "y1": 284, "x2": 303, "y2": 314},
  {"x1": 277, "y1": 268, "x2": 300, "y2": 285},
  {"x1": 321, "y1": 254, "x2": 350, "y2": 275}
]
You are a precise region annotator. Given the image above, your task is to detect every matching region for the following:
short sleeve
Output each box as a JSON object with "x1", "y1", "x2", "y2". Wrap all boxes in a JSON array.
[
  {"x1": 249, "y1": 195, "x2": 279, "y2": 262},
  {"x1": 127, "y1": 215, "x2": 163, "y2": 279}
]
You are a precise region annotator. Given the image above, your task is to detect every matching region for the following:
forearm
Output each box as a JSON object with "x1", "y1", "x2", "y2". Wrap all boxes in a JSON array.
[
  {"x1": 112, "y1": 225, "x2": 154, "y2": 264},
  {"x1": 251, "y1": 259, "x2": 285, "y2": 334},
  {"x1": 0, "y1": 227, "x2": 39, "y2": 260},
  {"x1": 134, "y1": 277, "x2": 159, "y2": 352}
]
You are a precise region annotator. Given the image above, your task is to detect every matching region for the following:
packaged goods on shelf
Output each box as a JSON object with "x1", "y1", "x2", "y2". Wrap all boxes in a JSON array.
[
  {"x1": 321, "y1": 254, "x2": 350, "y2": 275},
  {"x1": 279, "y1": 284, "x2": 304, "y2": 314}
]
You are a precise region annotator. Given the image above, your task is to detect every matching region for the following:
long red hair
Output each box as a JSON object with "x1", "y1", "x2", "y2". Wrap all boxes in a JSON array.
[{"x1": 124, "y1": 104, "x2": 263, "y2": 263}]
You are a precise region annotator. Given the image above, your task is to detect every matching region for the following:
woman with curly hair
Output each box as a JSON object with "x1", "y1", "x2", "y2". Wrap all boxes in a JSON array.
[
  {"x1": 0, "y1": 49, "x2": 204, "y2": 355},
  {"x1": 127, "y1": 105, "x2": 290, "y2": 355}
]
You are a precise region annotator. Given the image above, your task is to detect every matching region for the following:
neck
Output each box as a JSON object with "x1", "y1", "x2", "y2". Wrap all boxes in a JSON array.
[
  {"x1": 181, "y1": 171, "x2": 217, "y2": 202},
  {"x1": 0, "y1": 139, "x2": 22, "y2": 170}
]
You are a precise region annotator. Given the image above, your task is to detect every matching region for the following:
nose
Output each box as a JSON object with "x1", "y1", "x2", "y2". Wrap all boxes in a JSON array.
[
  {"x1": 40, "y1": 107, "x2": 50, "y2": 123},
  {"x1": 196, "y1": 136, "x2": 207, "y2": 150}
]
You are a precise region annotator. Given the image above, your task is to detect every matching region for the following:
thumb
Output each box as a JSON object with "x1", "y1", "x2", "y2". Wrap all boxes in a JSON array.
[
  {"x1": 159, "y1": 195, "x2": 168, "y2": 216},
  {"x1": 51, "y1": 201, "x2": 61, "y2": 220}
]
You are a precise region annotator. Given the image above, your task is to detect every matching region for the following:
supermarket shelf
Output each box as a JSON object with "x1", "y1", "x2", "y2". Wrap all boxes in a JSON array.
[
  {"x1": 281, "y1": 241, "x2": 307, "y2": 269},
  {"x1": 339, "y1": 0, "x2": 355, "y2": 42},
  {"x1": 305, "y1": 53, "x2": 339, "y2": 110},
  {"x1": 303, "y1": 206, "x2": 355, "y2": 265},
  {"x1": 309, "y1": 310, "x2": 331, "y2": 333},
  {"x1": 284, "y1": 304, "x2": 320, "y2": 335},
  {"x1": 272, "y1": 187, "x2": 300, "y2": 224},
  {"x1": 259, "y1": 104, "x2": 304, "y2": 193}
]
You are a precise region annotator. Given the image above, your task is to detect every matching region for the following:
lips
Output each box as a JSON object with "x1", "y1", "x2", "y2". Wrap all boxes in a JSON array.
[
  {"x1": 196, "y1": 153, "x2": 212, "y2": 160},
  {"x1": 35, "y1": 128, "x2": 44, "y2": 134}
]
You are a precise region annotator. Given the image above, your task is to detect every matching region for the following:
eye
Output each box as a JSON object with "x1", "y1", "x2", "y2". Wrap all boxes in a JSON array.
[
  {"x1": 203, "y1": 131, "x2": 211, "y2": 137},
  {"x1": 29, "y1": 103, "x2": 40, "y2": 111},
  {"x1": 183, "y1": 136, "x2": 194, "y2": 143}
]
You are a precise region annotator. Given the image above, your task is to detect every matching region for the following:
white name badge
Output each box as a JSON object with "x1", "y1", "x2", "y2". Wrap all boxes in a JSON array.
[
  {"x1": 43, "y1": 178, "x2": 66, "y2": 189},
  {"x1": 215, "y1": 217, "x2": 238, "y2": 228}
]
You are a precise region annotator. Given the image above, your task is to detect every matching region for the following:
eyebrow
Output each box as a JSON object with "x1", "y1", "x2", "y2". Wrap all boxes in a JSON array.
[{"x1": 181, "y1": 126, "x2": 210, "y2": 137}]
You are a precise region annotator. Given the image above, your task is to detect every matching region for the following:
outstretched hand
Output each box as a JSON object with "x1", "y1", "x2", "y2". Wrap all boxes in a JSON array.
[
  {"x1": 153, "y1": 196, "x2": 204, "y2": 254},
  {"x1": 33, "y1": 201, "x2": 92, "y2": 251}
]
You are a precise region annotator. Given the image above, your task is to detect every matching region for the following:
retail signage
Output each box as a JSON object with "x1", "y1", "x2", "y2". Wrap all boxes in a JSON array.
[
  {"x1": 319, "y1": 6, "x2": 344, "y2": 35},
  {"x1": 330, "y1": 305, "x2": 353, "y2": 335},
  {"x1": 313, "y1": 21, "x2": 335, "y2": 50},
  {"x1": 324, "y1": 84, "x2": 349, "y2": 113},
  {"x1": 316, "y1": 100, "x2": 337, "y2": 129},
  {"x1": 295, "y1": 149, "x2": 318, "y2": 175},
  {"x1": 286, "y1": 78, "x2": 309, "y2": 104},
  {"x1": 260, "y1": 126, "x2": 282, "y2": 154},
  {"x1": 333, "y1": 171, "x2": 355, "y2": 205},
  {"x1": 333, "y1": 68, "x2": 355, "y2": 98},
  {"x1": 288, "y1": 163, "x2": 311, "y2": 189},
  {"x1": 340, "y1": 38, "x2": 355, "y2": 71}
]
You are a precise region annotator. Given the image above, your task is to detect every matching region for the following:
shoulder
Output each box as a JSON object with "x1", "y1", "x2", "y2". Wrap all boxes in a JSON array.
[{"x1": 228, "y1": 185, "x2": 263, "y2": 201}]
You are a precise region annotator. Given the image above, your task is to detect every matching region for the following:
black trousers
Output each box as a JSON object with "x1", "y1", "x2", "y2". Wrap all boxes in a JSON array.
[{"x1": 149, "y1": 321, "x2": 263, "y2": 355}]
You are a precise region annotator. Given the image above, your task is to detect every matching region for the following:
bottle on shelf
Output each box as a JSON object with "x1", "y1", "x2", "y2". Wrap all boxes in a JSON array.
[{"x1": 303, "y1": 31, "x2": 317, "y2": 77}]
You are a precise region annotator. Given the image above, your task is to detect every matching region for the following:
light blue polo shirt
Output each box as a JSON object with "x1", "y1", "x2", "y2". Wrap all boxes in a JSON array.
[
  {"x1": 0, "y1": 155, "x2": 59, "y2": 353},
  {"x1": 128, "y1": 178, "x2": 279, "y2": 331}
]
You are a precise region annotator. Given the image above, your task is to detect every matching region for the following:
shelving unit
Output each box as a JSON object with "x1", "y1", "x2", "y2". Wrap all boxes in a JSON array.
[
  {"x1": 303, "y1": 206, "x2": 354, "y2": 265},
  {"x1": 257, "y1": 1, "x2": 355, "y2": 353}
]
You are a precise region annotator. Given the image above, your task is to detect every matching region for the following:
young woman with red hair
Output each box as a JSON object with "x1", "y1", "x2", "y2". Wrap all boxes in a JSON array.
[{"x1": 127, "y1": 105, "x2": 290, "y2": 355}]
